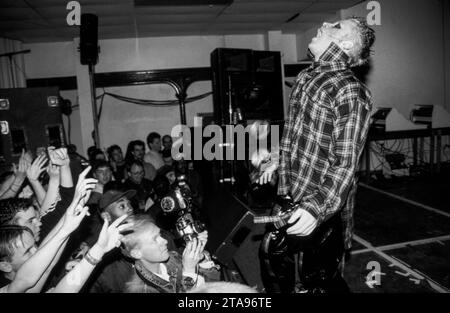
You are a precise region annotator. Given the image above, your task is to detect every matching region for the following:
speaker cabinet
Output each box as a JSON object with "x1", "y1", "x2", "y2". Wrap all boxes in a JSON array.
[
  {"x1": 201, "y1": 177, "x2": 264, "y2": 289},
  {"x1": 80, "y1": 13, "x2": 99, "y2": 65},
  {"x1": 0, "y1": 87, "x2": 64, "y2": 168},
  {"x1": 211, "y1": 48, "x2": 284, "y2": 125}
]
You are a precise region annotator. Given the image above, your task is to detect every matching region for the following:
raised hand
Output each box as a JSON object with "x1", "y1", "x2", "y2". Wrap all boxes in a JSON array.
[
  {"x1": 73, "y1": 166, "x2": 97, "y2": 207},
  {"x1": 48, "y1": 147, "x2": 70, "y2": 167},
  {"x1": 27, "y1": 154, "x2": 48, "y2": 181},
  {"x1": 197, "y1": 231, "x2": 208, "y2": 246},
  {"x1": 182, "y1": 238, "x2": 206, "y2": 273},
  {"x1": 14, "y1": 149, "x2": 31, "y2": 179},
  {"x1": 95, "y1": 214, "x2": 133, "y2": 253},
  {"x1": 60, "y1": 203, "x2": 90, "y2": 236},
  {"x1": 250, "y1": 149, "x2": 279, "y2": 185},
  {"x1": 47, "y1": 162, "x2": 60, "y2": 180}
]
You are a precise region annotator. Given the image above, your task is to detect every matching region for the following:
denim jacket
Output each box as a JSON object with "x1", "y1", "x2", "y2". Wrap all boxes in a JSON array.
[{"x1": 125, "y1": 251, "x2": 195, "y2": 293}]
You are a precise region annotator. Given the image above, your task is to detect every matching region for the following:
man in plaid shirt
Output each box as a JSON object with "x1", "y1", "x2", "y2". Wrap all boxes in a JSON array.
[{"x1": 257, "y1": 17, "x2": 375, "y2": 291}]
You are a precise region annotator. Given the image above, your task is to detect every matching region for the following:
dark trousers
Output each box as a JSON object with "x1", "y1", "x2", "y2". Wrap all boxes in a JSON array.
[{"x1": 261, "y1": 214, "x2": 349, "y2": 293}]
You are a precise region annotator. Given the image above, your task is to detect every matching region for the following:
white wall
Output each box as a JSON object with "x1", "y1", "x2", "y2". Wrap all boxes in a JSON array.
[
  {"x1": 340, "y1": 0, "x2": 445, "y2": 116},
  {"x1": 445, "y1": 0, "x2": 450, "y2": 112},
  {"x1": 291, "y1": 0, "x2": 449, "y2": 170},
  {"x1": 341, "y1": 0, "x2": 449, "y2": 168},
  {"x1": 23, "y1": 33, "x2": 296, "y2": 155}
]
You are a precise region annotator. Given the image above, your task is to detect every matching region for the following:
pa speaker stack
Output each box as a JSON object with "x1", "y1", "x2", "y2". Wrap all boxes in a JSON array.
[
  {"x1": 211, "y1": 48, "x2": 284, "y2": 125},
  {"x1": 79, "y1": 13, "x2": 99, "y2": 65},
  {"x1": 0, "y1": 87, "x2": 64, "y2": 167}
]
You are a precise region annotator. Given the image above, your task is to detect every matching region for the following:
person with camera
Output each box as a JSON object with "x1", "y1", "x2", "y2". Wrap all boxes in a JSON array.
[
  {"x1": 122, "y1": 214, "x2": 217, "y2": 293},
  {"x1": 86, "y1": 188, "x2": 178, "y2": 293}
]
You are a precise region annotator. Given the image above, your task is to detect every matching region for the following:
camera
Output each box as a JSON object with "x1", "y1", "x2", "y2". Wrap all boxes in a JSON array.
[{"x1": 160, "y1": 175, "x2": 205, "y2": 242}]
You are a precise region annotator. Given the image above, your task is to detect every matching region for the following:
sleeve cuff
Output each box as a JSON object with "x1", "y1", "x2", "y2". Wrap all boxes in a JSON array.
[
  {"x1": 300, "y1": 200, "x2": 323, "y2": 224},
  {"x1": 183, "y1": 271, "x2": 205, "y2": 287}
]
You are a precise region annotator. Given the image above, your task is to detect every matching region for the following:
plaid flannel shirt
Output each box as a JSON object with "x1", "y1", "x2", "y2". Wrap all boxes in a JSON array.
[{"x1": 278, "y1": 42, "x2": 372, "y2": 249}]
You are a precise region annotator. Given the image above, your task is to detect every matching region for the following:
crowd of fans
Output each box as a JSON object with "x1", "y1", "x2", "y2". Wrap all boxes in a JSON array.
[{"x1": 0, "y1": 131, "x2": 255, "y2": 293}]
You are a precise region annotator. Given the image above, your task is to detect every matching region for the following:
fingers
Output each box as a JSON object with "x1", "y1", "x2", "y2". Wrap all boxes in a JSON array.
[
  {"x1": 54, "y1": 149, "x2": 65, "y2": 160},
  {"x1": 77, "y1": 166, "x2": 92, "y2": 183},
  {"x1": 183, "y1": 240, "x2": 194, "y2": 256},
  {"x1": 287, "y1": 208, "x2": 302, "y2": 224},
  {"x1": 195, "y1": 238, "x2": 205, "y2": 257},
  {"x1": 286, "y1": 210, "x2": 317, "y2": 236},
  {"x1": 197, "y1": 231, "x2": 208, "y2": 242},
  {"x1": 77, "y1": 206, "x2": 89, "y2": 219},
  {"x1": 117, "y1": 222, "x2": 133, "y2": 233},
  {"x1": 37, "y1": 154, "x2": 48, "y2": 169},
  {"x1": 100, "y1": 215, "x2": 109, "y2": 234},
  {"x1": 110, "y1": 214, "x2": 128, "y2": 229},
  {"x1": 258, "y1": 170, "x2": 273, "y2": 185},
  {"x1": 76, "y1": 178, "x2": 97, "y2": 203}
]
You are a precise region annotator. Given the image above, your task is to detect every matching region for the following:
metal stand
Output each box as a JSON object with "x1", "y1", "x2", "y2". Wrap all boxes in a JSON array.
[
  {"x1": 88, "y1": 63, "x2": 100, "y2": 148},
  {"x1": 219, "y1": 75, "x2": 236, "y2": 185}
]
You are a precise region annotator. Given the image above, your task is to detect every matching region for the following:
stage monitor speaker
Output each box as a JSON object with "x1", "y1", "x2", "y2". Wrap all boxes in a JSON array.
[
  {"x1": 203, "y1": 183, "x2": 264, "y2": 289},
  {"x1": 211, "y1": 48, "x2": 284, "y2": 125},
  {"x1": 0, "y1": 87, "x2": 65, "y2": 169},
  {"x1": 80, "y1": 13, "x2": 99, "y2": 65}
]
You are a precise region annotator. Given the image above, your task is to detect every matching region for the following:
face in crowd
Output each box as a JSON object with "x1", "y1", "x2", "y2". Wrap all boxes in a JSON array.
[
  {"x1": 132, "y1": 144, "x2": 145, "y2": 161},
  {"x1": 0, "y1": 228, "x2": 37, "y2": 276},
  {"x1": 110, "y1": 148, "x2": 124, "y2": 164},
  {"x1": 149, "y1": 138, "x2": 161, "y2": 153},
  {"x1": 105, "y1": 197, "x2": 133, "y2": 222},
  {"x1": 128, "y1": 163, "x2": 145, "y2": 185},
  {"x1": 94, "y1": 166, "x2": 112, "y2": 186},
  {"x1": 162, "y1": 136, "x2": 172, "y2": 151},
  {"x1": 14, "y1": 206, "x2": 42, "y2": 243},
  {"x1": 128, "y1": 223, "x2": 169, "y2": 264}
]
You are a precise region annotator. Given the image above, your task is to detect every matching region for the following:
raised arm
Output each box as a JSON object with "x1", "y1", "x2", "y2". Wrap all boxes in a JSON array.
[
  {"x1": 4, "y1": 200, "x2": 91, "y2": 293},
  {"x1": 39, "y1": 166, "x2": 96, "y2": 248},
  {"x1": 48, "y1": 147, "x2": 73, "y2": 188},
  {"x1": 26, "y1": 154, "x2": 48, "y2": 205},
  {"x1": 27, "y1": 167, "x2": 96, "y2": 293},
  {"x1": 0, "y1": 151, "x2": 30, "y2": 199},
  {"x1": 38, "y1": 163, "x2": 61, "y2": 216},
  {"x1": 50, "y1": 214, "x2": 132, "y2": 293}
]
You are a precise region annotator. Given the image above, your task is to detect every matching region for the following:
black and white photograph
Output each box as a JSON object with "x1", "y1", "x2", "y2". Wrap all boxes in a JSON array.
[{"x1": 0, "y1": 0, "x2": 449, "y2": 303}]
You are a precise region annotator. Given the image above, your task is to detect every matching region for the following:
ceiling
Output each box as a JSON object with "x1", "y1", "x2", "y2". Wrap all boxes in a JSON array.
[{"x1": 0, "y1": 0, "x2": 363, "y2": 43}]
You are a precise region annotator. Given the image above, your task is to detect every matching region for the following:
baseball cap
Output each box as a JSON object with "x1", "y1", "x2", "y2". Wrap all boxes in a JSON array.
[{"x1": 99, "y1": 189, "x2": 136, "y2": 210}]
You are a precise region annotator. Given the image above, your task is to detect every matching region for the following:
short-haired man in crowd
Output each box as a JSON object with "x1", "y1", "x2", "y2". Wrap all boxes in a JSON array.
[
  {"x1": 122, "y1": 214, "x2": 217, "y2": 293},
  {"x1": 87, "y1": 160, "x2": 113, "y2": 206},
  {"x1": 0, "y1": 198, "x2": 42, "y2": 243},
  {"x1": 144, "y1": 132, "x2": 164, "y2": 171},
  {"x1": 107, "y1": 145, "x2": 127, "y2": 183},
  {"x1": 88, "y1": 194, "x2": 177, "y2": 293},
  {"x1": 125, "y1": 140, "x2": 157, "y2": 181}
]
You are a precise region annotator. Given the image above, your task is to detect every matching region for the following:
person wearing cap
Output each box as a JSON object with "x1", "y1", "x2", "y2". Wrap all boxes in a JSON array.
[
  {"x1": 83, "y1": 188, "x2": 137, "y2": 247},
  {"x1": 99, "y1": 189, "x2": 136, "y2": 223},
  {"x1": 87, "y1": 195, "x2": 178, "y2": 293}
]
